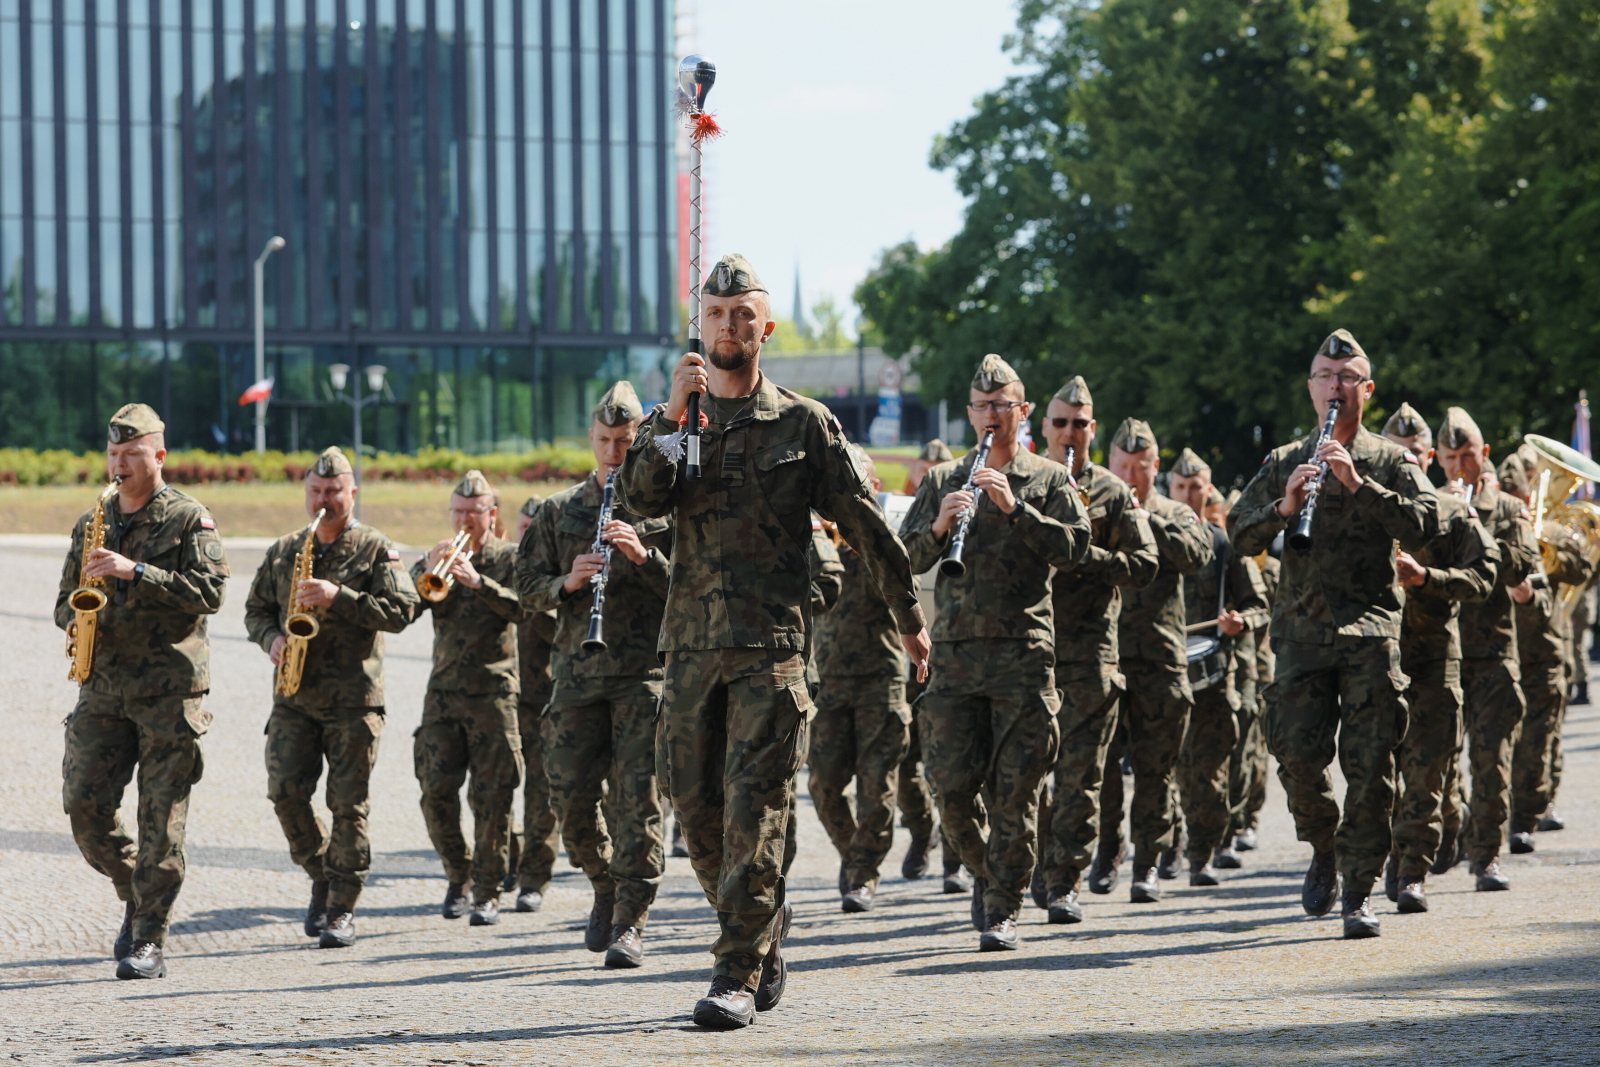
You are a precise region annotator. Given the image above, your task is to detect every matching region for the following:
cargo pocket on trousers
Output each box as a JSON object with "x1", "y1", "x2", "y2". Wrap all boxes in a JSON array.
[{"x1": 781, "y1": 681, "x2": 815, "y2": 781}]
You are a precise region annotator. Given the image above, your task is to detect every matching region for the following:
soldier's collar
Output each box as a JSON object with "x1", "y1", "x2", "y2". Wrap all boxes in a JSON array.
[
  {"x1": 744, "y1": 372, "x2": 782, "y2": 422},
  {"x1": 581, "y1": 470, "x2": 607, "y2": 505},
  {"x1": 1349, "y1": 426, "x2": 1385, "y2": 460}
]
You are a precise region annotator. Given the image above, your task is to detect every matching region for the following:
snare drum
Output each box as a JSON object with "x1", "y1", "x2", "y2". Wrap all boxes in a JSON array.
[{"x1": 1187, "y1": 633, "x2": 1229, "y2": 692}]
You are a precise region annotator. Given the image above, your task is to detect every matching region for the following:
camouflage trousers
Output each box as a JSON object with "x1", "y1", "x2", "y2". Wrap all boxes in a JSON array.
[
  {"x1": 1228, "y1": 697, "x2": 1269, "y2": 837},
  {"x1": 1391, "y1": 659, "x2": 1463, "y2": 878},
  {"x1": 1038, "y1": 667, "x2": 1120, "y2": 892},
  {"x1": 808, "y1": 675, "x2": 912, "y2": 891},
  {"x1": 63, "y1": 689, "x2": 208, "y2": 946},
  {"x1": 1459, "y1": 657, "x2": 1526, "y2": 865},
  {"x1": 1265, "y1": 636, "x2": 1407, "y2": 893},
  {"x1": 1511, "y1": 663, "x2": 1566, "y2": 833},
  {"x1": 901, "y1": 680, "x2": 965, "y2": 862},
  {"x1": 513, "y1": 697, "x2": 561, "y2": 894},
  {"x1": 266, "y1": 702, "x2": 383, "y2": 911},
  {"x1": 660, "y1": 648, "x2": 812, "y2": 987},
  {"x1": 922, "y1": 639, "x2": 1059, "y2": 919},
  {"x1": 413, "y1": 690, "x2": 523, "y2": 899},
  {"x1": 1096, "y1": 662, "x2": 1191, "y2": 868},
  {"x1": 1179, "y1": 687, "x2": 1239, "y2": 862},
  {"x1": 543, "y1": 677, "x2": 665, "y2": 929}
]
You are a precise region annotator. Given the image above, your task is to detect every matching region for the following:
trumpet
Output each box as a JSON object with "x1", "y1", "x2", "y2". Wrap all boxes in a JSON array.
[
  {"x1": 581, "y1": 470, "x2": 618, "y2": 652},
  {"x1": 66, "y1": 477, "x2": 123, "y2": 684},
  {"x1": 276, "y1": 509, "x2": 326, "y2": 698},
  {"x1": 940, "y1": 428, "x2": 996, "y2": 578},
  {"x1": 418, "y1": 529, "x2": 473, "y2": 602},
  {"x1": 1287, "y1": 399, "x2": 1340, "y2": 552}
]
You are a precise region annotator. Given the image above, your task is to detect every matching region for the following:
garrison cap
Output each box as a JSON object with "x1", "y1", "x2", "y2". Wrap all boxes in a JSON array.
[
  {"x1": 1053, "y1": 375, "x2": 1093, "y2": 407},
  {"x1": 520, "y1": 494, "x2": 544, "y2": 518},
  {"x1": 309, "y1": 446, "x2": 354, "y2": 478},
  {"x1": 1382, "y1": 401, "x2": 1430, "y2": 442},
  {"x1": 1206, "y1": 485, "x2": 1227, "y2": 507},
  {"x1": 107, "y1": 403, "x2": 165, "y2": 444},
  {"x1": 1437, "y1": 406, "x2": 1483, "y2": 450},
  {"x1": 453, "y1": 469, "x2": 494, "y2": 499},
  {"x1": 702, "y1": 253, "x2": 767, "y2": 297},
  {"x1": 1316, "y1": 328, "x2": 1367, "y2": 360},
  {"x1": 593, "y1": 380, "x2": 644, "y2": 427},
  {"x1": 971, "y1": 353, "x2": 1021, "y2": 393},
  {"x1": 1496, "y1": 454, "x2": 1530, "y2": 496},
  {"x1": 1110, "y1": 417, "x2": 1157, "y2": 455},
  {"x1": 919, "y1": 439, "x2": 955, "y2": 463},
  {"x1": 1172, "y1": 447, "x2": 1210, "y2": 477}
]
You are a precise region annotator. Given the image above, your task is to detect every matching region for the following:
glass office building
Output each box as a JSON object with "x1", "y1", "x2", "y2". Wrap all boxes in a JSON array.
[{"x1": 0, "y1": 0, "x2": 678, "y2": 451}]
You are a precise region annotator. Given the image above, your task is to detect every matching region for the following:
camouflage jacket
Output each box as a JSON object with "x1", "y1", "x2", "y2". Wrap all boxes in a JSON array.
[
  {"x1": 517, "y1": 472, "x2": 673, "y2": 680},
  {"x1": 1230, "y1": 426, "x2": 1438, "y2": 644},
  {"x1": 808, "y1": 519, "x2": 846, "y2": 618},
  {"x1": 410, "y1": 535, "x2": 522, "y2": 694},
  {"x1": 244, "y1": 520, "x2": 419, "y2": 708},
  {"x1": 55, "y1": 485, "x2": 229, "y2": 697},
  {"x1": 1119, "y1": 493, "x2": 1215, "y2": 668},
  {"x1": 1458, "y1": 485, "x2": 1540, "y2": 662},
  {"x1": 1184, "y1": 524, "x2": 1272, "y2": 704},
  {"x1": 815, "y1": 536, "x2": 908, "y2": 678},
  {"x1": 518, "y1": 609, "x2": 557, "y2": 707},
  {"x1": 1516, "y1": 532, "x2": 1592, "y2": 668},
  {"x1": 1051, "y1": 462, "x2": 1159, "y2": 671},
  {"x1": 1399, "y1": 492, "x2": 1497, "y2": 666},
  {"x1": 902, "y1": 447, "x2": 1091, "y2": 644},
  {"x1": 616, "y1": 374, "x2": 925, "y2": 652}
]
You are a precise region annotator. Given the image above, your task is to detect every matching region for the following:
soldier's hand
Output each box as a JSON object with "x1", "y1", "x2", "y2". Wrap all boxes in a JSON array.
[
  {"x1": 269, "y1": 635, "x2": 287, "y2": 665},
  {"x1": 426, "y1": 538, "x2": 457, "y2": 567},
  {"x1": 972, "y1": 467, "x2": 1017, "y2": 513},
  {"x1": 449, "y1": 553, "x2": 483, "y2": 590},
  {"x1": 666, "y1": 352, "x2": 710, "y2": 423},
  {"x1": 1443, "y1": 478, "x2": 1472, "y2": 501},
  {"x1": 902, "y1": 628, "x2": 932, "y2": 683},
  {"x1": 932, "y1": 489, "x2": 975, "y2": 537},
  {"x1": 1396, "y1": 551, "x2": 1428, "y2": 587},
  {"x1": 1317, "y1": 438, "x2": 1361, "y2": 493},
  {"x1": 602, "y1": 520, "x2": 649, "y2": 565},
  {"x1": 83, "y1": 547, "x2": 138, "y2": 581},
  {"x1": 297, "y1": 577, "x2": 341, "y2": 608},
  {"x1": 1278, "y1": 463, "x2": 1322, "y2": 517},
  {"x1": 1218, "y1": 610, "x2": 1246, "y2": 636},
  {"x1": 1510, "y1": 577, "x2": 1534, "y2": 604},
  {"x1": 563, "y1": 552, "x2": 607, "y2": 593}
]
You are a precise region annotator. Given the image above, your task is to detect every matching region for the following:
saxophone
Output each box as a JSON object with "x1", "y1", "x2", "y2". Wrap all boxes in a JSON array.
[
  {"x1": 275, "y1": 509, "x2": 326, "y2": 697},
  {"x1": 66, "y1": 478, "x2": 124, "y2": 684}
]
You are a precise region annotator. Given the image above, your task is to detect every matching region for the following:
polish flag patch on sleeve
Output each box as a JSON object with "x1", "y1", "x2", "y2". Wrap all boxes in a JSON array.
[
  {"x1": 199, "y1": 516, "x2": 216, "y2": 529},
  {"x1": 1402, "y1": 452, "x2": 1421, "y2": 465},
  {"x1": 387, "y1": 549, "x2": 402, "y2": 561}
]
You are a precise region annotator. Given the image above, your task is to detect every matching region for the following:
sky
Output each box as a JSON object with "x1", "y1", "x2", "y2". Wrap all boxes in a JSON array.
[{"x1": 691, "y1": 0, "x2": 1025, "y2": 332}]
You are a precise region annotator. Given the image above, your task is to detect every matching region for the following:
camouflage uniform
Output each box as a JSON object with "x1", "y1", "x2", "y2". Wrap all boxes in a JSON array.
[
  {"x1": 514, "y1": 606, "x2": 560, "y2": 893},
  {"x1": 246, "y1": 494, "x2": 419, "y2": 913},
  {"x1": 410, "y1": 520, "x2": 525, "y2": 902},
  {"x1": 901, "y1": 423, "x2": 1092, "y2": 919},
  {"x1": 617, "y1": 361, "x2": 924, "y2": 989},
  {"x1": 516, "y1": 470, "x2": 674, "y2": 930},
  {"x1": 1038, "y1": 447, "x2": 1158, "y2": 895},
  {"x1": 1105, "y1": 482, "x2": 1215, "y2": 868},
  {"x1": 58, "y1": 429, "x2": 229, "y2": 948},
  {"x1": 1455, "y1": 481, "x2": 1539, "y2": 867},
  {"x1": 1385, "y1": 488, "x2": 1495, "y2": 877},
  {"x1": 1180, "y1": 526, "x2": 1270, "y2": 863},
  {"x1": 783, "y1": 523, "x2": 846, "y2": 877},
  {"x1": 1229, "y1": 554, "x2": 1280, "y2": 838},
  {"x1": 1230, "y1": 425, "x2": 1437, "y2": 894}
]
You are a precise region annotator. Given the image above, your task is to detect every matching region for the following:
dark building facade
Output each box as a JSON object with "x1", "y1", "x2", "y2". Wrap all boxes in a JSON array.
[{"x1": 0, "y1": 0, "x2": 677, "y2": 452}]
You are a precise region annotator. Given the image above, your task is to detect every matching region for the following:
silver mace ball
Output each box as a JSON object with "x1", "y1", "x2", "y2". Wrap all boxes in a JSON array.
[{"x1": 678, "y1": 54, "x2": 716, "y2": 111}]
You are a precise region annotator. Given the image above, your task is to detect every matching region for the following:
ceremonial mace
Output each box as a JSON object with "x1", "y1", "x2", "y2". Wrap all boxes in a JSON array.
[{"x1": 678, "y1": 55, "x2": 719, "y2": 480}]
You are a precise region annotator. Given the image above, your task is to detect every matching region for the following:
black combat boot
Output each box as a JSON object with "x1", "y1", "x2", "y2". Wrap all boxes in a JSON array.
[
  {"x1": 841, "y1": 885, "x2": 874, "y2": 913},
  {"x1": 1509, "y1": 826, "x2": 1535, "y2": 854},
  {"x1": 754, "y1": 899, "x2": 793, "y2": 1012},
  {"x1": 319, "y1": 910, "x2": 357, "y2": 948},
  {"x1": 1396, "y1": 876, "x2": 1429, "y2": 914},
  {"x1": 1538, "y1": 806, "x2": 1565, "y2": 832},
  {"x1": 114, "y1": 901, "x2": 135, "y2": 961},
  {"x1": 1233, "y1": 827, "x2": 1259, "y2": 852},
  {"x1": 1302, "y1": 849, "x2": 1338, "y2": 916},
  {"x1": 586, "y1": 890, "x2": 617, "y2": 951},
  {"x1": 1130, "y1": 865, "x2": 1161, "y2": 903},
  {"x1": 1340, "y1": 889, "x2": 1380, "y2": 939},
  {"x1": 902, "y1": 833, "x2": 933, "y2": 880},
  {"x1": 515, "y1": 886, "x2": 545, "y2": 913},
  {"x1": 115, "y1": 941, "x2": 166, "y2": 979},
  {"x1": 1088, "y1": 838, "x2": 1125, "y2": 895},
  {"x1": 1188, "y1": 859, "x2": 1219, "y2": 887},
  {"x1": 304, "y1": 880, "x2": 329, "y2": 938},
  {"x1": 978, "y1": 914, "x2": 1020, "y2": 952},
  {"x1": 694, "y1": 976, "x2": 756, "y2": 1029},
  {"x1": 469, "y1": 897, "x2": 501, "y2": 926},
  {"x1": 1212, "y1": 844, "x2": 1243, "y2": 869},
  {"x1": 1047, "y1": 890, "x2": 1083, "y2": 925},
  {"x1": 1474, "y1": 860, "x2": 1510, "y2": 892},
  {"x1": 604, "y1": 925, "x2": 645, "y2": 969},
  {"x1": 442, "y1": 881, "x2": 472, "y2": 920}
]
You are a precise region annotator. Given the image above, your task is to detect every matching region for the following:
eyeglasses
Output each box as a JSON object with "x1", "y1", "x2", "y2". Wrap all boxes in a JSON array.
[
  {"x1": 968, "y1": 400, "x2": 1026, "y2": 414},
  {"x1": 1049, "y1": 417, "x2": 1092, "y2": 430},
  {"x1": 1308, "y1": 370, "x2": 1370, "y2": 386}
]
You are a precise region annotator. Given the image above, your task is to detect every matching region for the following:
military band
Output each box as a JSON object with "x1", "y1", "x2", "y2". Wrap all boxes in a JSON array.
[{"x1": 53, "y1": 260, "x2": 1600, "y2": 1046}]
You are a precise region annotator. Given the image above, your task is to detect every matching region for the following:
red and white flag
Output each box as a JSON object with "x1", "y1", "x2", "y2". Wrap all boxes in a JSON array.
[{"x1": 238, "y1": 377, "x2": 275, "y2": 406}]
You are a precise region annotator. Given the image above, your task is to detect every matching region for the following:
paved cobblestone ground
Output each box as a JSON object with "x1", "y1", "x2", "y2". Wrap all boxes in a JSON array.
[{"x1": 3, "y1": 537, "x2": 1598, "y2": 1065}]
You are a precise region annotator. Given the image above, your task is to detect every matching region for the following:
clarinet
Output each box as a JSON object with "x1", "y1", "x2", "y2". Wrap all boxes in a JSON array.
[
  {"x1": 1287, "y1": 398, "x2": 1341, "y2": 552},
  {"x1": 581, "y1": 470, "x2": 618, "y2": 652},
  {"x1": 939, "y1": 428, "x2": 996, "y2": 578}
]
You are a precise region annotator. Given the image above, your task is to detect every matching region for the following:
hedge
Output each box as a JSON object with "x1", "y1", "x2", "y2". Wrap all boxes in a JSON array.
[{"x1": 0, "y1": 445, "x2": 596, "y2": 486}]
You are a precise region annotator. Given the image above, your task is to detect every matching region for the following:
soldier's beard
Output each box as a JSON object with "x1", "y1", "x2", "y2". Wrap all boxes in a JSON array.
[{"x1": 708, "y1": 341, "x2": 756, "y2": 372}]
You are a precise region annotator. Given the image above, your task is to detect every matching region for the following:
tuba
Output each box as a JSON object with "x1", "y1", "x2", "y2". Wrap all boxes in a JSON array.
[
  {"x1": 1522, "y1": 435, "x2": 1600, "y2": 621},
  {"x1": 418, "y1": 529, "x2": 473, "y2": 602},
  {"x1": 276, "y1": 509, "x2": 326, "y2": 698},
  {"x1": 66, "y1": 478, "x2": 124, "y2": 684}
]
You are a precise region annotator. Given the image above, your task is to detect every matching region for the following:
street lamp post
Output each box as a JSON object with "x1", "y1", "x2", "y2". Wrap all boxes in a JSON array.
[
  {"x1": 253, "y1": 236, "x2": 287, "y2": 453},
  {"x1": 328, "y1": 360, "x2": 388, "y2": 519}
]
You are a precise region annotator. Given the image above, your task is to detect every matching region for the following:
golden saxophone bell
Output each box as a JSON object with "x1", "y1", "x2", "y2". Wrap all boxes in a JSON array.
[{"x1": 275, "y1": 509, "x2": 327, "y2": 698}]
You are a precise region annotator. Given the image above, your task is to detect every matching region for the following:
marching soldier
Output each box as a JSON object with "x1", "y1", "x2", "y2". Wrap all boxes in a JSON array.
[
  {"x1": 1230, "y1": 542, "x2": 1281, "y2": 854},
  {"x1": 1096, "y1": 421, "x2": 1214, "y2": 900},
  {"x1": 1035, "y1": 377, "x2": 1158, "y2": 923},
  {"x1": 410, "y1": 471, "x2": 525, "y2": 927},
  {"x1": 1435, "y1": 407, "x2": 1540, "y2": 891},
  {"x1": 1230, "y1": 330, "x2": 1437, "y2": 939},
  {"x1": 57, "y1": 404, "x2": 229, "y2": 980},
  {"x1": 616, "y1": 255, "x2": 930, "y2": 1028},
  {"x1": 517, "y1": 382, "x2": 674, "y2": 967},
  {"x1": 510, "y1": 496, "x2": 561, "y2": 911},
  {"x1": 245, "y1": 446, "x2": 419, "y2": 949},
  {"x1": 1381, "y1": 405, "x2": 1495, "y2": 912},
  {"x1": 901, "y1": 353, "x2": 1091, "y2": 950},
  {"x1": 1170, "y1": 450, "x2": 1270, "y2": 887}
]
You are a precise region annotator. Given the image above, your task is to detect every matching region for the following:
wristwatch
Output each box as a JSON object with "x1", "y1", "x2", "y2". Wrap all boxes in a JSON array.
[{"x1": 133, "y1": 562, "x2": 146, "y2": 582}]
